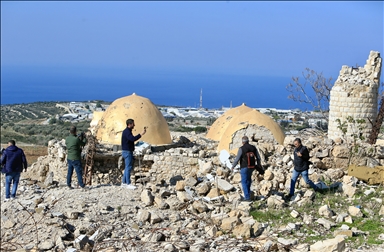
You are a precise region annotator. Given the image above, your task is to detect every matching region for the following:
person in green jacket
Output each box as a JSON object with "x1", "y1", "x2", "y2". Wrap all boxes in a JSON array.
[{"x1": 65, "y1": 126, "x2": 86, "y2": 189}]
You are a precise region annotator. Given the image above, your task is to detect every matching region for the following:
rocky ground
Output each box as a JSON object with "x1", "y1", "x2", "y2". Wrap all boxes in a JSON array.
[
  {"x1": 1, "y1": 131, "x2": 384, "y2": 252},
  {"x1": 1, "y1": 171, "x2": 383, "y2": 252}
]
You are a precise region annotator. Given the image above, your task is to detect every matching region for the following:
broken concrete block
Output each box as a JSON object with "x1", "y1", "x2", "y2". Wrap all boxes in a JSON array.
[
  {"x1": 310, "y1": 236, "x2": 345, "y2": 252},
  {"x1": 217, "y1": 178, "x2": 234, "y2": 192}
]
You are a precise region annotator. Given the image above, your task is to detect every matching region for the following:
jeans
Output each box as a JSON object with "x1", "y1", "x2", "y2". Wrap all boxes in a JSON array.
[
  {"x1": 5, "y1": 172, "x2": 21, "y2": 198},
  {"x1": 67, "y1": 159, "x2": 85, "y2": 188},
  {"x1": 122, "y1": 150, "x2": 134, "y2": 185},
  {"x1": 290, "y1": 169, "x2": 318, "y2": 195},
  {"x1": 240, "y1": 167, "x2": 254, "y2": 200}
]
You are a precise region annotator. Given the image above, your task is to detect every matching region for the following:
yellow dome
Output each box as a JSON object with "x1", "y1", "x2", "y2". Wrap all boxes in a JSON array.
[
  {"x1": 215, "y1": 108, "x2": 285, "y2": 154},
  {"x1": 90, "y1": 111, "x2": 104, "y2": 127},
  {"x1": 206, "y1": 104, "x2": 253, "y2": 141},
  {"x1": 95, "y1": 93, "x2": 172, "y2": 145}
]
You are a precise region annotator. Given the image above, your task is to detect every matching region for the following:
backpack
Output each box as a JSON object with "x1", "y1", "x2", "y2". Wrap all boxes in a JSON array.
[{"x1": 246, "y1": 152, "x2": 256, "y2": 168}]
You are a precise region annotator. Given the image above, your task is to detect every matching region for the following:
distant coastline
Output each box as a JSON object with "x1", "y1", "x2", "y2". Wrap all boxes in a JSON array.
[{"x1": 1, "y1": 66, "x2": 315, "y2": 110}]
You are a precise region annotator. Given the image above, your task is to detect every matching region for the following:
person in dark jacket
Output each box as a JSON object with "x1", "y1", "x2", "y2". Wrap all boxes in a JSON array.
[
  {"x1": 121, "y1": 119, "x2": 146, "y2": 190},
  {"x1": 1, "y1": 140, "x2": 28, "y2": 201},
  {"x1": 288, "y1": 138, "x2": 319, "y2": 198},
  {"x1": 231, "y1": 136, "x2": 263, "y2": 202},
  {"x1": 65, "y1": 126, "x2": 86, "y2": 189}
]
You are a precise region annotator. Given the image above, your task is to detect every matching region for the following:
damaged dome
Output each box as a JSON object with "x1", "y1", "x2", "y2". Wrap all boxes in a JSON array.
[{"x1": 207, "y1": 105, "x2": 285, "y2": 154}]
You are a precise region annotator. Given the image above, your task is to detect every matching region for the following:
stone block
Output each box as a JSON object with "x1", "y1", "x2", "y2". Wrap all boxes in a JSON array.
[
  {"x1": 232, "y1": 223, "x2": 252, "y2": 238},
  {"x1": 341, "y1": 183, "x2": 356, "y2": 198},
  {"x1": 319, "y1": 205, "x2": 334, "y2": 218},
  {"x1": 74, "y1": 235, "x2": 89, "y2": 250},
  {"x1": 217, "y1": 178, "x2": 234, "y2": 192},
  {"x1": 206, "y1": 188, "x2": 221, "y2": 198},
  {"x1": 192, "y1": 201, "x2": 208, "y2": 213},
  {"x1": 150, "y1": 212, "x2": 163, "y2": 224},
  {"x1": 332, "y1": 145, "x2": 349, "y2": 158},
  {"x1": 310, "y1": 236, "x2": 345, "y2": 252},
  {"x1": 220, "y1": 217, "x2": 241, "y2": 231},
  {"x1": 334, "y1": 230, "x2": 353, "y2": 237},
  {"x1": 141, "y1": 189, "x2": 154, "y2": 206},
  {"x1": 348, "y1": 206, "x2": 363, "y2": 217}
]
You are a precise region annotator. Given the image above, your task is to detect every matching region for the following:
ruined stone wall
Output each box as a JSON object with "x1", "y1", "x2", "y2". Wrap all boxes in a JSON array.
[
  {"x1": 328, "y1": 51, "x2": 382, "y2": 140},
  {"x1": 144, "y1": 148, "x2": 200, "y2": 184}
]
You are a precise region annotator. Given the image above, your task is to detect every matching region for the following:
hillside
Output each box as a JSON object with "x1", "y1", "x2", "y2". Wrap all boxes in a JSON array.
[{"x1": 1, "y1": 102, "x2": 93, "y2": 146}]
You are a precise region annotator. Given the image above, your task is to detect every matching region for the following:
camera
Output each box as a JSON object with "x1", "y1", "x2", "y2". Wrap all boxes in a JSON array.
[{"x1": 77, "y1": 132, "x2": 86, "y2": 141}]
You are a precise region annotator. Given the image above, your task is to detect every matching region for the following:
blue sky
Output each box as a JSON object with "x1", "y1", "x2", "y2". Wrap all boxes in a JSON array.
[{"x1": 1, "y1": 1, "x2": 383, "y2": 107}]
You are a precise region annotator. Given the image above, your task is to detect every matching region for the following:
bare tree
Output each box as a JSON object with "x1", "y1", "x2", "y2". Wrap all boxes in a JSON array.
[{"x1": 286, "y1": 68, "x2": 333, "y2": 119}]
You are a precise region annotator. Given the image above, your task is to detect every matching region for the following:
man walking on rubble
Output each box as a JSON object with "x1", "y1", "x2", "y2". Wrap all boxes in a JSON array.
[
  {"x1": 287, "y1": 138, "x2": 320, "y2": 199},
  {"x1": 65, "y1": 126, "x2": 86, "y2": 189},
  {"x1": 121, "y1": 119, "x2": 146, "y2": 190},
  {"x1": 1, "y1": 140, "x2": 28, "y2": 201},
  {"x1": 231, "y1": 136, "x2": 264, "y2": 202}
]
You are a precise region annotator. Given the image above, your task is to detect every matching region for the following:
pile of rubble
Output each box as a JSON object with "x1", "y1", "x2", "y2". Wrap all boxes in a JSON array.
[
  {"x1": 1, "y1": 131, "x2": 384, "y2": 251},
  {"x1": 26, "y1": 131, "x2": 384, "y2": 191}
]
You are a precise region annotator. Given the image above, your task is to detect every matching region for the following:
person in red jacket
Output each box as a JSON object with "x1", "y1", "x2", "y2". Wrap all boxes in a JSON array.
[{"x1": 1, "y1": 140, "x2": 28, "y2": 201}]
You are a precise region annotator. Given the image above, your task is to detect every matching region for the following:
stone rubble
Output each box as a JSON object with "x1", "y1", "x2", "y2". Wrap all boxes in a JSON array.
[{"x1": 1, "y1": 131, "x2": 383, "y2": 251}]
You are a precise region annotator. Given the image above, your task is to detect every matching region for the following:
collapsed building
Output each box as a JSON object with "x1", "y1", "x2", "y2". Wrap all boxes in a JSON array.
[
  {"x1": 27, "y1": 94, "x2": 384, "y2": 189},
  {"x1": 328, "y1": 51, "x2": 382, "y2": 141},
  {"x1": 26, "y1": 50, "x2": 384, "y2": 187}
]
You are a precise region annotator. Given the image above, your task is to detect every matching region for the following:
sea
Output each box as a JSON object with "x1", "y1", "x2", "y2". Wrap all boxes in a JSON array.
[{"x1": 1, "y1": 66, "x2": 314, "y2": 110}]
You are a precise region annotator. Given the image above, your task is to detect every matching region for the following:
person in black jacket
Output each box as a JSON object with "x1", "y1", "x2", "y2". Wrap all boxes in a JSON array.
[
  {"x1": 1, "y1": 140, "x2": 28, "y2": 201},
  {"x1": 231, "y1": 136, "x2": 263, "y2": 202},
  {"x1": 121, "y1": 119, "x2": 146, "y2": 190},
  {"x1": 288, "y1": 138, "x2": 319, "y2": 198}
]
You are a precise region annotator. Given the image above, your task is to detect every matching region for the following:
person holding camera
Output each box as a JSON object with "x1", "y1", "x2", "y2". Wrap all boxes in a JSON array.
[
  {"x1": 65, "y1": 126, "x2": 86, "y2": 189},
  {"x1": 121, "y1": 119, "x2": 146, "y2": 190},
  {"x1": 1, "y1": 140, "x2": 28, "y2": 201}
]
